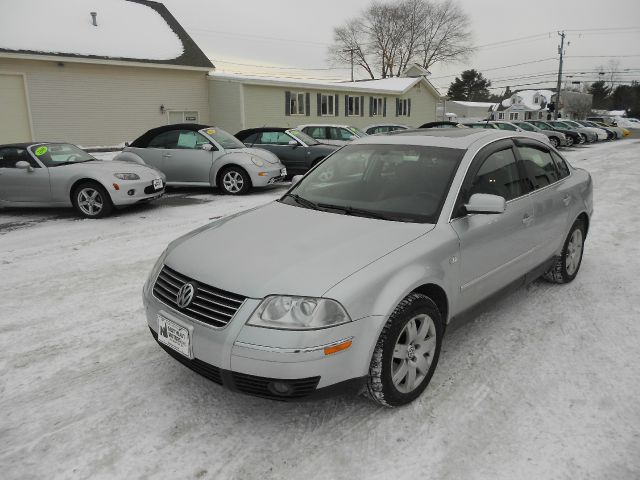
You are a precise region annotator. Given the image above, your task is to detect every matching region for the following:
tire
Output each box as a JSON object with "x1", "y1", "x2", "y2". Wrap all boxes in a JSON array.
[
  {"x1": 544, "y1": 219, "x2": 586, "y2": 284},
  {"x1": 366, "y1": 293, "x2": 444, "y2": 407},
  {"x1": 565, "y1": 135, "x2": 574, "y2": 147},
  {"x1": 219, "y1": 166, "x2": 251, "y2": 195},
  {"x1": 72, "y1": 182, "x2": 113, "y2": 219},
  {"x1": 549, "y1": 136, "x2": 559, "y2": 148}
]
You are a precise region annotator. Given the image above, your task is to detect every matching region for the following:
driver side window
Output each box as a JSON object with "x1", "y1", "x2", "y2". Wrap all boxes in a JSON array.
[{"x1": 467, "y1": 148, "x2": 528, "y2": 202}]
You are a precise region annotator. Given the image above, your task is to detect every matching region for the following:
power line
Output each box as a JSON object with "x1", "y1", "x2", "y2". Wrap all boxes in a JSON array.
[
  {"x1": 211, "y1": 59, "x2": 347, "y2": 71},
  {"x1": 188, "y1": 26, "x2": 330, "y2": 48}
]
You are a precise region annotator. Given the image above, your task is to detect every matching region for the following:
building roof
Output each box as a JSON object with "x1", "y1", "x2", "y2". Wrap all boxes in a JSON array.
[
  {"x1": 0, "y1": 0, "x2": 213, "y2": 70},
  {"x1": 209, "y1": 72, "x2": 444, "y2": 98},
  {"x1": 451, "y1": 101, "x2": 498, "y2": 108}
]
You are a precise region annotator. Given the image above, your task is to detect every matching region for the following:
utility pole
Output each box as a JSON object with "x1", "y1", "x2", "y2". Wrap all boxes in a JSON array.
[
  {"x1": 343, "y1": 48, "x2": 356, "y2": 82},
  {"x1": 554, "y1": 31, "x2": 566, "y2": 120}
]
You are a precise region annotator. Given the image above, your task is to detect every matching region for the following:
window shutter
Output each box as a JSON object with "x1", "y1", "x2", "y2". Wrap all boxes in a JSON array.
[
  {"x1": 360, "y1": 96, "x2": 364, "y2": 117},
  {"x1": 345, "y1": 95, "x2": 349, "y2": 116},
  {"x1": 317, "y1": 93, "x2": 322, "y2": 116},
  {"x1": 285, "y1": 91, "x2": 291, "y2": 116},
  {"x1": 395, "y1": 98, "x2": 400, "y2": 117},
  {"x1": 305, "y1": 93, "x2": 311, "y2": 116},
  {"x1": 383, "y1": 98, "x2": 387, "y2": 117},
  {"x1": 334, "y1": 94, "x2": 339, "y2": 116},
  {"x1": 369, "y1": 97, "x2": 374, "y2": 117},
  {"x1": 408, "y1": 98, "x2": 412, "y2": 117}
]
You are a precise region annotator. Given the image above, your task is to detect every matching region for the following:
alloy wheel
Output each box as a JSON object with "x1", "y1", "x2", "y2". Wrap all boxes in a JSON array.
[
  {"x1": 566, "y1": 229, "x2": 583, "y2": 276},
  {"x1": 223, "y1": 171, "x2": 244, "y2": 193},
  {"x1": 77, "y1": 188, "x2": 104, "y2": 217},
  {"x1": 391, "y1": 314, "x2": 437, "y2": 394}
]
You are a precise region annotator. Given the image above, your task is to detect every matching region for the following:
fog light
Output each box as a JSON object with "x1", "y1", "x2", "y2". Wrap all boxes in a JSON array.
[
  {"x1": 127, "y1": 189, "x2": 135, "y2": 196},
  {"x1": 267, "y1": 381, "x2": 294, "y2": 396}
]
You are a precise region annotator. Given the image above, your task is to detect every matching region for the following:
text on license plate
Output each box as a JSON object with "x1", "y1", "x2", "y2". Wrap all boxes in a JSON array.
[
  {"x1": 153, "y1": 178, "x2": 163, "y2": 190},
  {"x1": 157, "y1": 315, "x2": 191, "y2": 357}
]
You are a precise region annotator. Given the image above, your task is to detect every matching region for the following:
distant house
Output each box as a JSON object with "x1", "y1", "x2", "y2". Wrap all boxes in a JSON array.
[
  {"x1": 446, "y1": 101, "x2": 497, "y2": 122},
  {"x1": 208, "y1": 66, "x2": 443, "y2": 134},
  {"x1": 0, "y1": 0, "x2": 213, "y2": 145},
  {"x1": 492, "y1": 89, "x2": 593, "y2": 121}
]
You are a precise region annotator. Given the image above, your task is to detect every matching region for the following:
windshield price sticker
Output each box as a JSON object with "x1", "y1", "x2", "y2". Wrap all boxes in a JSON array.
[
  {"x1": 35, "y1": 146, "x2": 48, "y2": 156},
  {"x1": 207, "y1": 129, "x2": 216, "y2": 135}
]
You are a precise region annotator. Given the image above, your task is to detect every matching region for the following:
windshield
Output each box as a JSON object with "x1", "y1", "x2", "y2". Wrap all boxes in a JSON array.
[
  {"x1": 517, "y1": 122, "x2": 536, "y2": 132},
  {"x1": 552, "y1": 121, "x2": 572, "y2": 129},
  {"x1": 347, "y1": 126, "x2": 368, "y2": 137},
  {"x1": 29, "y1": 143, "x2": 95, "y2": 167},
  {"x1": 562, "y1": 120, "x2": 582, "y2": 128},
  {"x1": 287, "y1": 129, "x2": 319, "y2": 146},
  {"x1": 282, "y1": 144, "x2": 464, "y2": 223},
  {"x1": 201, "y1": 127, "x2": 245, "y2": 150}
]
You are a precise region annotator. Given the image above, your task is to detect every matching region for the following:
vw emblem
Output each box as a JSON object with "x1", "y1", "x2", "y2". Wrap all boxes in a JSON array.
[{"x1": 176, "y1": 283, "x2": 195, "y2": 308}]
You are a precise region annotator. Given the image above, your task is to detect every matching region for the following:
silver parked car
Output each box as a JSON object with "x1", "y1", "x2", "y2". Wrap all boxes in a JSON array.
[
  {"x1": 0, "y1": 142, "x2": 165, "y2": 218},
  {"x1": 143, "y1": 129, "x2": 592, "y2": 406},
  {"x1": 297, "y1": 124, "x2": 368, "y2": 146},
  {"x1": 115, "y1": 124, "x2": 287, "y2": 195}
]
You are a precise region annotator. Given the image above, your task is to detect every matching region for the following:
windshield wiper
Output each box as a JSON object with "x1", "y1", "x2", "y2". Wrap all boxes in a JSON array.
[
  {"x1": 282, "y1": 193, "x2": 320, "y2": 210},
  {"x1": 317, "y1": 203, "x2": 396, "y2": 221}
]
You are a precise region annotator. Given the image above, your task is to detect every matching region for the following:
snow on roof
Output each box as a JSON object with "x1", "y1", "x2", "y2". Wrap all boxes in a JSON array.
[
  {"x1": 502, "y1": 89, "x2": 554, "y2": 110},
  {"x1": 0, "y1": 0, "x2": 184, "y2": 61},
  {"x1": 210, "y1": 72, "x2": 443, "y2": 97},
  {"x1": 451, "y1": 101, "x2": 498, "y2": 108},
  {"x1": 608, "y1": 110, "x2": 626, "y2": 117}
]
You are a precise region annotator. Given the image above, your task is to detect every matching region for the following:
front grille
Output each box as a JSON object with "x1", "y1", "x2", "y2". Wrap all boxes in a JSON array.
[
  {"x1": 232, "y1": 372, "x2": 320, "y2": 400},
  {"x1": 152, "y1": 265, "x2": 246, "y2": 328}
]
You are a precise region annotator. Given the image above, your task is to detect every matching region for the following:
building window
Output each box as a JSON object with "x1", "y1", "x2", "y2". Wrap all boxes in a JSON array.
[
  {"x1": 396, "y1": 98, "x2": 411, "y2": 116},
  {"x1": 534, "y1": 95, "x2": 540, "y2": 104},
  {"x1": 290, "y1": 92, "x2": 306, "y2": 115},
  {"x1": 321, "y1": 94, "x2": 335, "y2": 116},
  {"x1": 509, "y1": 112, "x2": 519, "y2": 120},
  {"x1": 371, "y1": 97, "x2": 384, "y2": 116},
  {"x1": 498, "y1": 112, "x2": 505, "y2": 120},
  {"x1": 525, "y1": 111, "x2": 533, "y2": 120},
  {"x1": 347, "y1": 95, "x2": 361, "y2": 116}
]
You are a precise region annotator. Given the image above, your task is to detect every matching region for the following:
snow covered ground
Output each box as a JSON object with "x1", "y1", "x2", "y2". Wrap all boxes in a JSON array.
[{"x1": 1, "y1": 140, "x2": 639, "y2": 480}]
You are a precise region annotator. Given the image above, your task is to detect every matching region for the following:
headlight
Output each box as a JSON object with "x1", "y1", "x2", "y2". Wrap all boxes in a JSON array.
[
  {"x1": 247, "y1": 296, "x2": 351, "y2": 330},
  {"x1": 250, "y1": 156, "x2": 265, "y2": 167},
  {"x1": 114, "y1": 173, "x2": 140, "y2": 180}
]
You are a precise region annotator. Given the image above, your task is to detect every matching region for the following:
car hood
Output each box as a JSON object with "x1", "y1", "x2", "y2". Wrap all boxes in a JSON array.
[
  {"x1": 310, "y1": 143, "x2": 339, "y2": 154},
  {"x1": 164, "y1": 201, "x2": 432, "y2": 298},
  {"x1": 236, "y1": 147, "x2": 280, "y2": 164}
]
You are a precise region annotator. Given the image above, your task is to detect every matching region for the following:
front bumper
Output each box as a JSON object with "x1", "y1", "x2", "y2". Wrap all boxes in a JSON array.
[
  {"x1": 110, "y1": 177, "x2": 165, "y2": 206},
  {"x1": 249, "y1": 166, "x2": 287, "y2": 188},
  {"x1": 143, "y1": 288, "x2": 384, "y2": 401}
]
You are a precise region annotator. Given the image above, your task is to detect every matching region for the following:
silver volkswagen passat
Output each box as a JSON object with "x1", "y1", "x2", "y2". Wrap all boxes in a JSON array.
[
  {"x1": 143, "y1": 129, "x2": 593, "y2": 406},
  {"x1": 115, "y1": 124, "x2": 287, "y2": 195},
  {"x1": 0, "y1": 142, "x2": 165, "y2": 218}
]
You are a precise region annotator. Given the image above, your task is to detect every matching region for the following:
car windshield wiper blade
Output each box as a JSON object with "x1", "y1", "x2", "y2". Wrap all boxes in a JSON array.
[
  {"x1": 316, "y1": 203, "x2": 396, "y2": 221},
  {"x1": 282, "y1": 193, "x2": 320, "y2": 210}
]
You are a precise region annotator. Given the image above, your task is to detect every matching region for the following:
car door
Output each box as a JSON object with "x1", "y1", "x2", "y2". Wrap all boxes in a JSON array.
[
  {"x1": 0, "y1": 147, "x2": 50, "y2": 202},
  {"x1": 514, "y1": 139, "x2": 570, "y2": 266},
  {"x1": 450, "y1": 139, "x2": 536, "y2": 311},
  {"x1": 161, "y1": 130, "x2": 215, "y2": 184},
  {"x1": 253, "y1": 131, "x2": 306, "y2": 174}
]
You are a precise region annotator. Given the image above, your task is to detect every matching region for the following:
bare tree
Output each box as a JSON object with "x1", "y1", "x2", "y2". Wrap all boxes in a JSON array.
[
  {"x1": 596, "y1": 59, "x2": 621, "y2": 90},
  {"x1": 329, "y1": 0, "x2": 473, "y2": 80}
]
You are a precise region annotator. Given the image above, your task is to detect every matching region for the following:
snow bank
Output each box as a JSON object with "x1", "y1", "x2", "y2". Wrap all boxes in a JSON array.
[{"x1": 0, "y1": 0, "x2": 184, "y2": 60}]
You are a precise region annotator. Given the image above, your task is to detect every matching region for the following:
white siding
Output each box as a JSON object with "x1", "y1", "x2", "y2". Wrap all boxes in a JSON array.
[
  {"x1": 0, "y1": 58, "x2": 210, "y2": 146},
  {"x1": 208, "y1": 79, "x2": 243, "y2": 134},
  {"x1": 0, "y1": 73, "x2": 32, "y2": 143}
]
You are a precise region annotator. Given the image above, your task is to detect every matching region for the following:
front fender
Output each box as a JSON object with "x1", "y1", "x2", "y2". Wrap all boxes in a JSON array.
[
  {"x1": 210, "y1": 152, "x2": 259, "y2": 186},
  {"x1": 113, "y1": 151, "x2": 146, "y2": 165}
]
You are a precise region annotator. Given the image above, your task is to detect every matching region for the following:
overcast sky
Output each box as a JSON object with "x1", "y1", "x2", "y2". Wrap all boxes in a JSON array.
[{"x1": 163, "y1": 0, "x2": 640, "y2": 93}]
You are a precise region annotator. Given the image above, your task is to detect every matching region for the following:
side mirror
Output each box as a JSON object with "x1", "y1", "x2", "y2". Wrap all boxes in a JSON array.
[
  {"x1": 15, "y1": 161, "x2": 34, "y2": 172},
  {"x1": 288, "y1": 140, "x2": 299, "y2": 147},
  {"x1": 465, "y1": 193, "x2": 506, "y2": 214},
  {"x1": 291, "y1": 175, "x2": 304, "y2": 187},
  {"x1": 202, "y1": 143, "x2": 214, "y2": 151}
]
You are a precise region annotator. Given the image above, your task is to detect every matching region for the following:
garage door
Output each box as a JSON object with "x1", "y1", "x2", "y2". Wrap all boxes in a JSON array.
[{"x1": 0, "y1": 74, "x2": 32, "y2": 144}]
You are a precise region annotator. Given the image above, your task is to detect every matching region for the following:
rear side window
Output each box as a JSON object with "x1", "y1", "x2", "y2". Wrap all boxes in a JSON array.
[
  {"x1": 303, "y1": 127, "x2": 327, "y2": 140},
  {"x1": 258, "y1": 131, "x2": 291, "y2": 145},
  {"x1": 468, "y1": 148, "x2": 528, "y2": 201},
  {"x1": 329, "y1": 127, "x2": 354, "y2": 141},
  {"x1": 517, "y1": 145, "x2": 560, "y2": 188},
  {"x1": 148, "y1": 130, "x2": 179, "y2": 149},
  {"x1": 496, "y1": 123, "x2": 518, "y2": 131},
  {"x1": 0, "y1": 148, "x2": 38, "y2": 168},
  {"x1": 551, "y1": 151, "x2": 570, "y2": 179},
  {"x1": 241, "y1": 132, "x2": 259, "y2": 144}
]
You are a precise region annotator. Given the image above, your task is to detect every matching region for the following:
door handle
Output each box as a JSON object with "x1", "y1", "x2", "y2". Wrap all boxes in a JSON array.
[
  {"x1": 522, "y1": 214, "x2": 534, "y2": 226},
  {"x1": 562, "y1": 194, "x2": 571, "y2": 206}
]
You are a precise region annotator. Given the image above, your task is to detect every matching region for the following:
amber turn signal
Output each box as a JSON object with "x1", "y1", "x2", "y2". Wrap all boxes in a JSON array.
[{"x1": 324, "y1": 340, "x2": 352, "y2": 356}]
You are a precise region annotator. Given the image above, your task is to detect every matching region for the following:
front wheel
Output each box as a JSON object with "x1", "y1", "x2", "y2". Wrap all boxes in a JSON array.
[
  {"x1": 544, "y1": 219, "x2": 585, "y2": 284},
  {"x1": 219, "y1": 167, "x2": 251, "y2": 195},
  {"x1": 565, "y1": 135, "x2": 574, "y2": 147},
  {"x1": 366, "y1": 293, "x2": 443, "y2": 407},
  {"x1": 549, "y1": 136, "x2": 559, "y2": 148},
  {"x1": 72, "y1": 182, "x2": 113, "y2": 218},
  {"x1": 578, "y1": 134, "x2": 586, "y2": 144}
]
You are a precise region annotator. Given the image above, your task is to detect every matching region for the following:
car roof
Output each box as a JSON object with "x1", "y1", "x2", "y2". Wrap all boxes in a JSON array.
[
  {"x1": 235, "y1": 127, "x2": 289, "y2": 138},
  {"x1": 352, "y1": 128, "x2": 516, "y2": 149},
  {"x1": 130, "y1": 123, "x2": 214, "y2": 148},
  {"x1": 0, "y1": 142, "x2": 58, "y2": 149},
  {"x1": 297, "y1": 124, "x2": 355, "y2": 128}
]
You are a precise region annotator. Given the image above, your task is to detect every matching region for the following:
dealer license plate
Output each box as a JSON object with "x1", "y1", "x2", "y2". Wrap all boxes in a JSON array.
[
  {"x1": 157, "y1": 315, "x2": 191, "y2": 357},
  {"x1": 281, "y1": 168, "x2": 287, "y2": 177},
  {"x1": 153, "y1": 178, "x2": 163, "y2": 190}
]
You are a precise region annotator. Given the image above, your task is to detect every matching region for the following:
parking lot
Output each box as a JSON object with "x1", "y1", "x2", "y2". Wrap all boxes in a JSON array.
[{"x1": 1, "y1": 139, "x2": 639, "y2": 479}]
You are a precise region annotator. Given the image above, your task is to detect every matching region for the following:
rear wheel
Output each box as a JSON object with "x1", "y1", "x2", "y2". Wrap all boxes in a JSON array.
[
  {"x1": 544, "y1": 219, "x2": 585, "y2": 284},
  {"x1": 72, "y1": 182, "x2": 113, "y2": 219},
  {"x1": 219, "y1": 167, "x2": 251, "y2": 195},
  {"x1": 565, "y1": 135, "x2": 574, "y2": 147},
  {"x1": 366, "y1": 293, "x2": 443, "y2": 407},
  {"x1": 549, "y1": 136, "x2": 559, "y2": 148}
]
